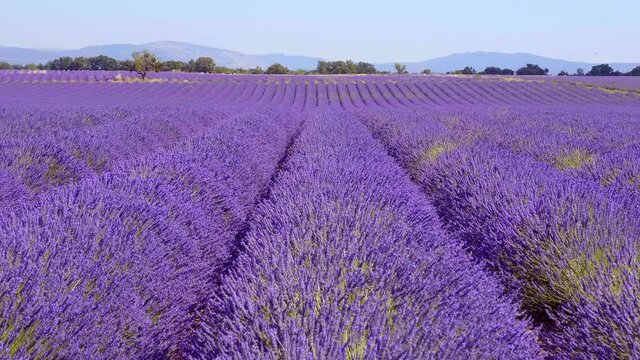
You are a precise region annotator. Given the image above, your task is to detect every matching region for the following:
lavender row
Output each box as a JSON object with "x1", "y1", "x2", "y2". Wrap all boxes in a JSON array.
[
  {"x1": 359, "y1": 106, "x2": 640, "y2": 195},
  {"x1": 3, "y1": 70, "x2": 640, "y2": 94},
  {"x1": 0, "y1": 106, "x2": 227, "y2": 207},
  {"x1": 0, "y1": 108, "x2": 300, "y2": 358},
  {"x1": 3, "y1": 75, "x2": 639, "y2": 108},
  {"x1": 547, "y1": 76, "x2": 640, "y2": 91},
  {"x1": 188, "y1": 112, "x2": 541, "y2": 359},
  {"x1": 386, "y1": 107, "x2": 640, "y2": 195},
  {"x1": 479, "y1": 108, "x2": 640, "y2": 195},
  {"x1": 359, "y1": 109, "x2": 640, "y2": 358}
]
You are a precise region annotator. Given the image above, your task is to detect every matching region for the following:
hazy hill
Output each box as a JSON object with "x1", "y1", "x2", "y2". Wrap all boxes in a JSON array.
[
  {"x1": 377, "y1": 51, "x2": 639, "y2": 74},
  {"x1": 0, "y1": 41, "x2": 322, "y2": 70}
]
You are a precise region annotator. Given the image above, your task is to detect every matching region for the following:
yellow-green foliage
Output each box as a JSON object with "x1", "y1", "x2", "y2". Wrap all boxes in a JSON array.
[
  {"x1": 261, "y1": 305, "x2": 273, "y2": 325},
  {"x1": 413, "y1": 141, "x2": 457, "y2": 173},
  {"x1": 557, "y1": 80, "x2": 637, "y2": 96},
  {"x1": 345, "y1": 330, "x2": 368, "y2": 360},
  {"x1": 122, "y1": 325, "x2": 138, "y2": 345},
  {"x1": 426, "y1": 142, "x2": 455, "y2": 160},
  {"x1": 629, "y1": 174, "x2": 640, "y2": 190},
  {"x1": 259, "y1": 330, "x2": 273, "y2": 350},
  {"x1": 65, "y1": 278, "x2": 82, "y2": 294},
  {"x1": 600, "y1": 169, "x2": 620, "y2": 187},
  {"x1": 72, "y1": 149, "x2": 108, "y2": 172},
  {"x1": 386, "y1": 298, "x2": 397, "y2": 329},
  {"x1": 314, "y1": 289, "x2": 323, "y2": 316},
  {"x1": 501, "y1": 77, "x2": 527, "y2": 82},
  {"x1": 339, "y1": 259, "x2": 375, "y2": 306},
  {"x1": 352, "y1": 258, "x2": 371, "y2": 274},
  {"x1": 527, "y1": 206, "x2": 631, "y2": 310},
  {"x1": 600, "y1": 87, "x2": 629, "y2": 95},
  {"x1": 1, "y1": 321, "x2": 40, "y2": 358},
  {"x1": 145, "y1": 305, "x2": 164, "y2": 325},
  {"x1": 44, "y1": 158, "x2": 73, "y2": 186},
  {"x1": 553, "y1": 149, "x2": 594, "y2": 171},
  {"x1": 285, "y1": 291, "x2": 303, "y2": 319},
  {"x1": 557, "y1": 246, "x2": 626, "y2": 301},
  {"x1": 1, "y1": 318, "x2": 16, "y2": 345}
]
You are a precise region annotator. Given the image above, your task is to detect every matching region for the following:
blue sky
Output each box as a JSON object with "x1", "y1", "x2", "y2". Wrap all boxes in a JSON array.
[{"x1": 1, "y1": 0, "x2": 638, "y2": 62}]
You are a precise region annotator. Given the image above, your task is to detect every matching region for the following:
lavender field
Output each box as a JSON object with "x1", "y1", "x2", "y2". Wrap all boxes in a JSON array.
[{"x1": 1, "y1": 71, "x2": 640, "y2": 359}]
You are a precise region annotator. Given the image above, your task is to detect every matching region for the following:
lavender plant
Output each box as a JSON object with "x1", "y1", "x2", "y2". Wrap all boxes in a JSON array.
[
  {"x1": 192, "y1": 112, "x2": 541, "y2": 359},
  {"x1": 360, "y1": 108, "x2": 640, "y2": 358}
]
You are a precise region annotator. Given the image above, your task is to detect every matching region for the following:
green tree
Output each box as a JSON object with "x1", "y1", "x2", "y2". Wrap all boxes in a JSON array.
[
  {"x1": 345, "y1": 60, "x2": 357, "y2": 74},
  {"x1": 194, "y1": 57, "x2": 216, "y2": 73},
  {"x1": 331, "y1": 61, "x2": 351, "y2": 74},
  {"x1": 629, "y1": 66, "x2": 640, "y2": 76},
  {"x1": 265, "y1": 63, "x2": 289, "y2": 74},
  {"x1": 316, "y1": 61, "x2": 330, "y2": 74},
  {"x1": 588, "y1": 64, "x2": 617, "y2": 76},
  {"x1": 0, "y1": 61, "x2": 11, "y2": 70},
  {"x1": 558, "y1": 70, "x2": 570, "y2": 76},
  {"x1": 118, "y1": 60, "x2": 135, "y2": 71},
  {"x1": 70, "y1": 57, "x2": 90, "y2": 71},
  {"x1": 458, "y1": 66, "x2": 477, "y2": 75},
  {"x1": 183, "y1": 59, "x2": 196, "y2": 72},
  {"x1": 250, "y1": 66, "x2": 265, "y2": 74},
  {"x1": 162, "y1": 60, "x2": 187, "y2": 72},
  {"x1": 481, "y1": 66, "x2": 502, "y2": 75},
  {"x1": 317, "y1": 60, "x2": 376, "y2": 74},
  {"x1": 214, "y1": 66, "x2": 233, "y2": 74},
  {"x1": 48, "y1": 57, "x2": 74, "y2": 70},
  {"x1": 575, "y1": 68, "x2": 585, "y2": 76},
  {"x1": 88, "y1": 55, "x2": 119, "y2": 71},
  {"x1": 516, "y1": 63, "x2": 548, "y2": 75},
  {"x1": 132, "y1": 50, "x2": 161, "y2": 80},
  {"x1": 394, "y1": 63, "x2": 408, "y2": 74},
  {"x1": 421, "y1": 68, "x2": 432, "y2": 75},
  {"x1": 501, "y1": 68, "x2": 515, "y2": 75},
  {"x1": 356, "y1": 62, "x2": 377, "y2": 74}
]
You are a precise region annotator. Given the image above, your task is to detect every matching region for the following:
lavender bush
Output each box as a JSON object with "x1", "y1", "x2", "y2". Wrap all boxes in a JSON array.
[
  {"x1": 0, "y1": 108, "x2": 300, "y2": 358},
  {"x1": 360, "y1": 108, "x2": 640, "y2": 358},
  {"x1": 192, "y1": 112, "x2": 540, "y2": 359}
]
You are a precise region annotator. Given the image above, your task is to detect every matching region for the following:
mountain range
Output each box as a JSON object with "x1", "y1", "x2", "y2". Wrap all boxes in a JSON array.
[
  {"x1": 0, "y1": 41, "x2": 320, "y2": 70},
  {"x1": 1, "y1": 41, "x2": 638, "y2": 74}
]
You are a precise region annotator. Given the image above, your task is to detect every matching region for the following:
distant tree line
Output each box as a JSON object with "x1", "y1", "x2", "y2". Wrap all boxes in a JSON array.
[
  {"x1": 444, "y1": 63, "x2": 640, "y2": 77},
  {"x1": 1, "y1": 53, "x2": 639, "y2": 77},
  {"x1": 447, "y1": 64, "x2": 547, "y2": 76},
  {"x1": 314, "y1": 60, "x2": 379, "y2": 74},
  {"x1": 479, "y1": 66, "x2": 516, "y2": 75},
  {"x1": 0, "y1": 54, "x2": 380, "y2": 76},
  {"x1": 557, "y1": 64, "x2": 640, "y2": 76},
  {"x1": 447, "y1": 66, "x2": 480, "y2": 75},
  {"x1": 0, "y1": 52, "x2": 298, "y2": 76}
]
